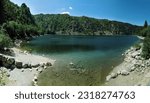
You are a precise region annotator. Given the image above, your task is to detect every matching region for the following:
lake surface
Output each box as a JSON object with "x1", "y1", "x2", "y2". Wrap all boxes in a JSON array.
[{"x1": 23, "y1": 35, "x2": 139, "y2": 86}]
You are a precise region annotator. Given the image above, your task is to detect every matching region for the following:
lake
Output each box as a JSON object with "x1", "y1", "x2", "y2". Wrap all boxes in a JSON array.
[{"x1": 23, "y1": 35, "x2": 139, "y2": 86}]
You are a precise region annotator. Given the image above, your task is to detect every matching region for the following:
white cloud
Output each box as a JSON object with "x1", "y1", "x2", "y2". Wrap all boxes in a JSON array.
[
  {"x1": 61, "y1": 11, "x2": 70, "y2": 15},
  {"x1": 69, "y1": 6, "x2": 73, "y2": 10}
]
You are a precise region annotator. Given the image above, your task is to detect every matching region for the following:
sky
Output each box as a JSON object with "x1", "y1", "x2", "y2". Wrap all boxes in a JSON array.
[{"x1": 10, "y1": 0, "x2": 150, "y2": 26}]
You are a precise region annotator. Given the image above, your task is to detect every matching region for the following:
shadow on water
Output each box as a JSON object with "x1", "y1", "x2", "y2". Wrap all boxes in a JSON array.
[{"x1": 27, "y1": 44, "x2": 96, "y2": 53}]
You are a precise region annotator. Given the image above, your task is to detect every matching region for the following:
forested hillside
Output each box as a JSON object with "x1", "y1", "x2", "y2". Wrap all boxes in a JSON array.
[
  {"x1": 0, "y1": 0, "x2": 41, "y2": 49},
  {"x1": 34, "y1": 14, "x2": 141, "y2": 35},
  {"x1": 0, "y1": 0, "x2": 143, "y2": 50}
]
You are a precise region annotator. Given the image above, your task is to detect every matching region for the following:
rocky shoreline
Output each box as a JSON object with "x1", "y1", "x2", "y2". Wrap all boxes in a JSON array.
[
  {"x1": 104, "y1": 43, "x2": 150, "y2": 86},
  {"x1": 1, "y1": 37, "x2": 149, "y2": 86},
  {"x1": 0, "y1": 48, "x2": 55, "y2": 86}
]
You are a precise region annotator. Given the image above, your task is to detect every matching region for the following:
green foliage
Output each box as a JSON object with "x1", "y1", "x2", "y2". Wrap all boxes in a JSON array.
[
  {"x1": 0, "y1": 0, "x2": 40, "y2": 42},
  {"x1": 140, "y1": 26, "x2": 150, "y2": 37},
  {"x1": 0, "y1": 30, "x2": 12, "y2": 48},
  {"x1": 134, "y1": 43, "x2": 141, "y2": 50},
  {"x1": 4, "y1": 0, "x2": 20, "y2": 22},
  {"x1": 18, "y1": 3, "x2": 35, "y2": 25},
  {"x1": 2, "y1": 0, "x2": 35, "y2": 25},
  {"x1": 144, "y1": 20, "x2": 148, "y2": 28},
  {"x1": 34, "y1": 14, "x2": 141, "y2": 35},
  {"x1": 142, "y1": 37, "x2": 150, "y2": 59},
  {"x1": 2, "y1": 21, "x2": 40, "y2": 39},
  {"x1": 141, "y1": 26, "x2": 150, "y2": 59},
  {"x1": 0, "y1": 0, "x2": 6, "y2": 24}
]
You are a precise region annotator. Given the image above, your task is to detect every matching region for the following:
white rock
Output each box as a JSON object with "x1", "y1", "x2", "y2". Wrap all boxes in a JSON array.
[
  {"x1": 69, "y1": 62, "x2": 74, "y2": 65},
  {"x1": 117, "y1": 70, "x2": 121, "y2": 75},
  {"x1": 111, "y1": 73, "x2": 118, "y2": 78},
  {"x1": 106, "y1": 75, "x2": 112, "y2": 82},
  {"x1": 121, "y1": 70, "x2": 129, "y2": 76},
  {"x1": 129, "y1": 67, "x2": 135, "y2": 72}
]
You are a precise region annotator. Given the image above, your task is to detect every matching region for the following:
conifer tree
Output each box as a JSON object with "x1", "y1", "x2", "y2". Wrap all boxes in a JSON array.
[{"x1": 144, "y1": 20, "x2": 148, "y2": 28}]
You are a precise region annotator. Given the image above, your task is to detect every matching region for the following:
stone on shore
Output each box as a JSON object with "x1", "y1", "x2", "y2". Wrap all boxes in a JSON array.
[
  {"x1": 23, "y1": 64, "x2": 29, "y2": 68},
  {"x1": 32, "y1": 64, "x2": 40, "y2": 68},
  {"x1": 111, "y1": 73, "x2": 118, "y2": 78},
  {"x1": 106, "y1": 72, "x2": 118, "y2": 82},
  {"x1": 106, "y1": 75, "x2": 112, "y2": 82},
  {"x1": 7, "y1": 58, "x2": 15, "y2": 65},
  {"x1": 1, "y1": 47, "x2": 55, "y2": 86},
  {"x1": 46, "y1": 62, "x2": 52, "y2": 66},
  {"x1": 0, "y1": 55, "x2": 3, "y2": 65},
  {"x1": 15, "y1": 61, "x2": 23, "y2": 68},
  {"x1": 120, "y1": 70, "x2": 129, "y2": 76},
  {"x1": 129, "y1": 66, "x2": 135, "y2": 72}
]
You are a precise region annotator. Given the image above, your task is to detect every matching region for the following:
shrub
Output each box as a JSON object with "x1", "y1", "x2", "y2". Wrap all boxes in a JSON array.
[
  {"x1": 142, "y1": 37, "x2": 150, "y2": 59},
  {"x1": 140, "y1": 26, "x2": 150, "y2": 37},
  {"x1": 0, "y1": 30, "x2": 12, "y2": 49}
]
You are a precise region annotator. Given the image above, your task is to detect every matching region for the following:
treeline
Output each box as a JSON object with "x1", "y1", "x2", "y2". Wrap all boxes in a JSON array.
[
  {"x1": 34, "y1": 14, "x2": 141, "y2": 35},
  {"x1": 0, "y1": 0, "x2": 42, "y2": 49},
  {"x1": 140, "y1": 21, "x2": 150, "y2": 59}
]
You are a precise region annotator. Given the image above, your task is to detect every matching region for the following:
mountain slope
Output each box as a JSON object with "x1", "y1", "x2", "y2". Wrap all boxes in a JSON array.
[{"x1": 34, "y1": 14, "x2": 141, "y2": 35}]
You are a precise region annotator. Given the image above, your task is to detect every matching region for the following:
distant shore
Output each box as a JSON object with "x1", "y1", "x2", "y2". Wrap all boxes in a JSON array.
[
  {"x1": 103, "y1": 42, "x2": 150, "y2": 86},
  {"x1": 0, "y1": 47, "x2": 55, "y2": 86}
]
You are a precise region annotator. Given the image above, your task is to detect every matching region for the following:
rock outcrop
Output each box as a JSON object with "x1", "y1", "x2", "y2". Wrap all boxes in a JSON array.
[
  {"x1": 106, "y1": 43, "x2": 150, "y2": 82},
  {"x1": 0, "y1": 54, "x2": 52, "y2": 70}
]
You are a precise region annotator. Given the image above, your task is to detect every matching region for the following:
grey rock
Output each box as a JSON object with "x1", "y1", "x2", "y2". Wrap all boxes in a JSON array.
[
  {"x1": 15, "y1": 61, "x2": 23, "y2": 68},
  {"x1": 34, "y1": 76, "x2": 38, "y2": 81},
  {"x1": 6, "y1": 73, "x2": 10, "y2": 77},
  {"x1": 21, "y1": 69, "x2": 24, "y2": 72},
  {"x1": 7, "y1": 58, "x2": 15, "y2": 65},
  {"x1": 0, "y1": 55, "x2": 3, "y2": 62},
  {"x1": 117, "y1": 70, "x2": 121, "y2": 75},
  {"x1": 32, "y1": 64, "x2": 40, "y2": 68},
  {"x1": 129, "y1": 67, "x2": 135, "y2": 72},
  {"x1": 1, "y1": 56, "x2": 7, "y2": 63},
  {"x1": 46, "y1": 62, "x2": 52, "y2": 66},
  {"x1": 111, "y1": 73, "x2": 118, "y2": 78},
  {"x1": 38, "y1": 70, "x2": 43, "y2": 74},
  {"x1": 121, "y1": 70, "x2": 129, "y2": 76},
  {"x1": 40, "y1": 63, "x2": 45, "y2": 67},
  {"x1": 23, "y1": 64, "x2": 29, "y2": 68},
  {"x1": 106, "y1": 72, "x2": 118, "y2": 81},
  {"x1": 106, "y1": 75, "x2": 112, "y2": 82}
]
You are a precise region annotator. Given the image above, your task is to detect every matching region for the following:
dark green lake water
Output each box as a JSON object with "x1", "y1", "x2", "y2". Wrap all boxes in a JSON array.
[{"x1": 23, "y1": 35, "x2": 139, "y2": 86}]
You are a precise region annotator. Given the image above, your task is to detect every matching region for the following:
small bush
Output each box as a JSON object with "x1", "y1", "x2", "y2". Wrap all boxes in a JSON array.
[
  {"x1": 0, "y1": 31, "x2": 12, "y2": 49},
  {"x1": 134, "y1": 43, "x2": 141, "y2": 50},
  {"x1": 140, "y1": 26, "x2": 150, "y2": 37},
  {"x1": 142, "y1": 37, "x2": 150, "y2": 59}
]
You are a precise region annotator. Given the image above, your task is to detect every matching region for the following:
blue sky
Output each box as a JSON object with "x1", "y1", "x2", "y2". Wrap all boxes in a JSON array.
[{"x1": 10, "y1": 0, "x2": 150, "y2": 25}]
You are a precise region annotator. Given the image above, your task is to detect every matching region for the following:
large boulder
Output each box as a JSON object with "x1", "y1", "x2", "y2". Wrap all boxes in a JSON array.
[
  {"x1": 1, "y1": 56, "x2": 7, "y2": 63},
  {"x1": 0, "y1": 55, "x2": 3, "y2": 66},
  {"x1": 7, "y1": 58, "x2": 15, "y2": 65},
  {"x1": 5, "y1": 58, "x2": 15, "y2": 69},
  {"x1": 1, "y1": 56, "x2": 8, "y2": 67},
  {"x1": 15, "y1": 61, "x2": 23, "y2": 68},
  {"x1": 2, "y1": 48, "x2": 15, "y2": 56},
  {"x1": 22, "y1": 63, "x2": 32, "y2": 68}
]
